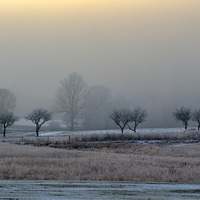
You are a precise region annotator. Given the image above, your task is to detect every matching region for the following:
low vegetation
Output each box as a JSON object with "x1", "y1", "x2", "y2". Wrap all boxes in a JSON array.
[
  {"x1": 0, "y1": 130, "x2": 200, "y2": 183},
  {"x1": 11, "y1": 130, "x2": 200, "y2": 149},
  {"x1": 70, "y1": 130, "x2": 200, "y2": 143}
]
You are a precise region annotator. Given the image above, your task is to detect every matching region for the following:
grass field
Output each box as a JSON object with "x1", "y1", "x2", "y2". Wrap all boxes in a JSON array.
[{"x1": 0, "y1": 131, "x2": 200, "y2": 182}]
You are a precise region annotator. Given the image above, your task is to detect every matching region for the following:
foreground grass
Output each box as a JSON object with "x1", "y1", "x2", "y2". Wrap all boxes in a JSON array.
[{"x1": 0, "y1": 140, "x2": 200, "y2": 183}]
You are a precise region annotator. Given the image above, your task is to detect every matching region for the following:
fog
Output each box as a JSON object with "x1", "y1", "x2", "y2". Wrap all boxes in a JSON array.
[{"x1": 0, "y1": 0, "x2": 200, "y2": 128}]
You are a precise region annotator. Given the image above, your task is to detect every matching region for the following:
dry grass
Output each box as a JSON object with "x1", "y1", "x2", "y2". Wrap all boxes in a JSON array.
[
  {"x1": 0, "y1": 140, "x2": 200, "y2": 183},
  {"x1": 4, "y1": 129, "x2": 199, "y2": 146},
  {"x1": 61, "y1": 130, "x2": 200, "y2": 142}
]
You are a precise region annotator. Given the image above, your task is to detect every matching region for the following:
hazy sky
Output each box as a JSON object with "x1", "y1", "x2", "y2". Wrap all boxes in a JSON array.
[{"x1": 1, "y1": 0, "x2": 200, "y2": 127}]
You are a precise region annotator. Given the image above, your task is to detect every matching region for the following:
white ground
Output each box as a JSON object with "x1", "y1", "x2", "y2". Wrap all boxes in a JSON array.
[{"x1": 0, "y1": 181, "x2": 199, "y2": 200}]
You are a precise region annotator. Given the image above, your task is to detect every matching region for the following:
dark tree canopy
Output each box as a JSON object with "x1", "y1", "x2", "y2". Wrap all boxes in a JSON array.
[
  {"x1": 0, "y1": 111, "x2": 19, "y2": 137},
  {"x1": 172, "y1": 106, "x2": 191, "y2": 129},
  {"x1": 54, "y1": 72, "x2": 89, "y2": 130},
  {"x1": 24, "y1": 108, "x2": 52, "y2": 137},
  {"x1": 191, "y1": 109, "x2": 200, "y2": 130}
]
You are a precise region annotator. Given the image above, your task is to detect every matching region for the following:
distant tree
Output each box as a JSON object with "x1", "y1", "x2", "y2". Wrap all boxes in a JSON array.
[
  {"x1": 0, "y1": 88, "x2": 16, "y2": 111},
  {"x1": 54, "y1": 72, "x2": 89, "y2": 130},
  {"x1": 109, "y1": 108, "x2": 131, "y2": 133},
  {"x1": 24, "y1": 108, "x2": 52, "y2": 137},
  {"x1": 127, "y1": 106, "x2": 147, "y2": 133},
  {"x1": 0, "y1": 111, "x2": 19, "y2": 137},
  {"x1": 172, "y1": 106, "x2": 191, "y2": 129},
  {"x1": 48, "y1": 120, "x2": 62, "y2": 131},
  {"x1": 191, "y1": 109, "x2": 200, "y2": 130},
  {"x1": 83, "y1": 85, "x2": 112, "y2": 130},
  {"x1": 0, "y1": 88, "x2": 17, "y2": 134}
]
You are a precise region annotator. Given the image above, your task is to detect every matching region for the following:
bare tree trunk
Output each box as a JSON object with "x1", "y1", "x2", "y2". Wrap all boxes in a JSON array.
[
  {"x1": 119, "y1": 124, "x2": 125, "y2": 133},
  {"x1": 134, "y1": 125, "x2": 137, "y2": 133},
  {"x1": 0, "y1": 124, "x2": 2, "y2": 136},
  {"x1": 3, "y1": 125, "x2": 6, "y2": 137},
  {"x1": 71, "y1": 118, "x2": 74, "y2": 131},
  {"x1": 36, "y1": 125, "x2": 40, "y2": 137},
  {"x1": 185, "y1": 123, "x2": 187, "y2": 129},
  {"x1": 3, "y1": 127, "x2": 6, "y2": 137},
  {"x1": 127, "y1": 124, "x2": 136, "y2": 133}
]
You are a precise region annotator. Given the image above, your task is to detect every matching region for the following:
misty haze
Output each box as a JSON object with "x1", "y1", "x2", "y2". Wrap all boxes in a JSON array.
[
  {"x1": 1, "y1": 2, "x2": 200, "y2": 199},
  {"x1": 0, "y1": 0, "x2": 200, "y2": 129}
]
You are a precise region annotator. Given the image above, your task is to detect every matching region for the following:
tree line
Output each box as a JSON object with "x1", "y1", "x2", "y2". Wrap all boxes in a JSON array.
[
  {"x1": 109, "y1": 107, "x2": 147, "y2": 133},
  {"x1": 0, "y1": 72, "x2": 111, "y2": 137},
  {"x1": 0, "y1": 88, "x2": 52, "y2": 137},
  {"x1": 172, "y1": 106, "x2": 200, "y2": 130},
  {"x1": 1, "y1": 72, "x2": 200, "y2": 137}
]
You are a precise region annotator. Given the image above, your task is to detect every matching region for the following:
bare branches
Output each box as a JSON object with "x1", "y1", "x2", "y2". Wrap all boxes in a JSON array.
[
  {"x1": 54, "y1": 72, "x2": 89, "y2": 130},
  {"x1": 83, "y1": 85, "x2": 112, "y2": 130},
  {"x1": 0, "y1": 111, "x2": 19, "y2": 137},
  {"x1": 128, "y1": 106, "x2": 148, "y2": 133},
  {"x1": 172, "y1": 106, "x2": 191, "y2": 129},
  {"x1": 0, "y1": 88, "x2": 16, "y2": 111},
  {"x1": 109, "y1": 108, "x2": 131, "y2": 133},
  {"x1": 24, "y1": 108, "x2": 52, "y2": 136},
  {"x1": 191, "y1": 109, "x2": 200, "y2": 130},
  {"x1": 109, "y1": 107, "x2": 147, "y2": 133}
]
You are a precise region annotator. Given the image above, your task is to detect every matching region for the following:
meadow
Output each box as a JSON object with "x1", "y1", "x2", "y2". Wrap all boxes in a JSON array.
[{"x1": 0, "y1": 129, "x2": 200, "y2": 183}]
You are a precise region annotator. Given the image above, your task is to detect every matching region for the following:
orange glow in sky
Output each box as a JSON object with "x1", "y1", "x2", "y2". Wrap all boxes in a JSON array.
[{"x1": 1, "y1": 0, "x2": 199, "y2": 20}]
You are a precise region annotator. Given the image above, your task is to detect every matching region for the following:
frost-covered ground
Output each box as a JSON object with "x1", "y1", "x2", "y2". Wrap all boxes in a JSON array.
[
  {"x1": 7, "y1": 128, "x2": 185, "y2": 138},
  {"x1": 39, "y1": 127, "x2": 184, "y2": 137},
  {"x1": 14, "y1": 119, "x2": 187, "y2": 137},
  {"x1": 0, "y1": 181, "x2": 200, "y2": 200},
  {"x1": 3, "y1": 123, "x2": 200, "y2": 199}
]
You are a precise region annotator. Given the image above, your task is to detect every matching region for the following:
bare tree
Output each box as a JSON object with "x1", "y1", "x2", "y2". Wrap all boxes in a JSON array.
[
  {"x1": 109, "y1": 108, "x2": 131, "y2": 133},
  {"x1": 48, "y1": 120, "x2": 62, "y2": 131},
  {"x1": 191, "y1": 109, "x2": 200, "y2": 130},
  {"x1": 172, "y1": 106, "x2": 191, "y2": 129},
  {"x1": 0, "y1": 88, "x2": 16, "y2": 111},
  {"x1": 54, "y1": 72, "x2": 89, "y2": 130},
  {"x1": 0, "y1": 88, "x2": 17, "y2": 134},
  {"x1": 0, "y1": 111, "x2": 19, "y2": 137},
  {"x1": 24, "y1": 108, "x2": 52, "y2": 137},
  {"x1": 127, "y1": 106, "x2": 147, "y2": 133},
  {"x1": 83, "y1": 85, "x2": 112, "y2": 130}
]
